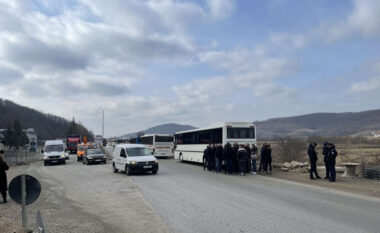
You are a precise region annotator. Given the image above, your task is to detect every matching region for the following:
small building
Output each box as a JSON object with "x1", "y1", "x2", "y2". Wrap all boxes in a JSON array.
[
  {"x1": 23, "y1": 128, "x2": 38, "y2": 151},
  {"x1": 371, "y1": 132, "x2": 380, "y2": 138}
]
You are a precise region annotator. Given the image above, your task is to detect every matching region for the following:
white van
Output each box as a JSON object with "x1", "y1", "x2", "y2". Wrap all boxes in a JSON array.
[
  {"x1": 43, "y1": 140, "x2": 67, "y2": 166},
  {"x1": 112, "y1": 144, "x2": 158, "y2": 175}
]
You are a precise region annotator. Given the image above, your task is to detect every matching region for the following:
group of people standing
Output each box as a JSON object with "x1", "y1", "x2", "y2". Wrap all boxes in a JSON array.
[
  {"x1": 203, "y1": 143, "x2": 272, "y2": 176},
  {"x1": 308, "y1": 142, "x2": 338, "y2": 182}
]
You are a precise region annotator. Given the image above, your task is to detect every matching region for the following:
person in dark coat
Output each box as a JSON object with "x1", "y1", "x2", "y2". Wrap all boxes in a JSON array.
[
  {"x1": 245, "y1": 144, "x2": 252, "y2": 173},
  {"x1": 322, "y1": 142, "x2": 330, "y2": 179},
  {"x1": 326, "y1": 143, "x2": 338, "y2": 182},
  {"x1": 208, "y1": 144, "x2": 216, "y2": 171},
  {"x1": 237, "y1": 145, "x2": 248, "y2": 176},
  {"x1": 203, "y1": 145, "x2": 211, "y2": 171},
  {"x1": 232, "y1": 143, "x2": 239, "y2": 174},
  {"x1": 258, "y1": 143, "x2": 267, "y2": 172},
  {"x1": 0, "y1": 150, "x2": 9, "y2": 203},
  {"x1": 215, "y1": 144, "x2": 223, "y2": 173},
  {"x1": 224, "y1": 143, "x2": 233, "y2": 174},
  {"x1": 263, "y1": 144, "x2": 272, "y2": 174},
  {"x1": 308, "y1": 143, "x2": 321, "y2": 179}
]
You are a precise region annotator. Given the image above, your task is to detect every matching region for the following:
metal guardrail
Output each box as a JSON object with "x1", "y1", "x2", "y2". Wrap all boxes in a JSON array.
[
  {"x1": 37, "y1": 211, "x2": 46, "y2": 233},
  {"x1": 363, "y1": 164, "x2": 380, "y2": 180}
]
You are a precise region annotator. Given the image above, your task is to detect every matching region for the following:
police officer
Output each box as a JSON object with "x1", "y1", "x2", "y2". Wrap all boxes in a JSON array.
[
  {"x1": 327, "y1": 143, "x2": 338, "y2": 182},
  {"x1": 208, "y1": 144, "x2": 216, "y2": 171},
  {"x1": 264, "y1": 144, "x2": 272, "y2": 175},
  {"x1": 258, "y1": 143, "x2": 267, "y2": 172},
  {"x1": 203, "y1": 144, "x2": 211, "y2": 170},
  {"x1": 308, "y1": 142, "x2": 321, "y2": 180},
  {"x1": 322, "y1": 142, "x2": 330, "y2": 179}
]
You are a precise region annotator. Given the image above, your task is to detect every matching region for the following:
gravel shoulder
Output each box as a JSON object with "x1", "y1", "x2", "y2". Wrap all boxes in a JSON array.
[
  {"x1": 265, "y1": 169, "x2": 380, "y2": 198},
  {"x1": 0, "y1": 159, "x2": 172, "y2": 233}
]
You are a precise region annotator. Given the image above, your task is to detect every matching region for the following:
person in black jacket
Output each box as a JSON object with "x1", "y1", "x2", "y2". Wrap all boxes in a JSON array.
[
  {"x1": 232, "y1": 143, "x2": 239, "y2": 174},
  {"x1": 245, "y1": 144, "x2": 252, "y2": 174},
  {"x1": 208, "y1": 144, "x2": 216, "y2": 171},
  {"x1": 308, "y1": 143, "x2": 321, "y2": 179},
  {"x1": 258, "y1": 143, "x2": 267, "y2": 172},
  {"x1": 326, "y1": 143, "x2": 338, "y2": 182},
  {"x1": 0, "y1": 150, "x2": 10, "y2": 204},
  {"x1": 203, "y1": 145, "x2": 211, "y2": 171},
  {"x1": 322, "y1": 142, "x2": 330, "y2": 179},
  {"x1": 237, "y1": 145, "x2": 248, "y2": 176},
  {"x1": 215, "y1": 144, "x2": 223, "y2": 173},
  {"x1": 224, "y1": 143, "x2": 233, "y2": 174},
  {"x1": 263, "y1": 144, "x2": 272, "y2": 174}
]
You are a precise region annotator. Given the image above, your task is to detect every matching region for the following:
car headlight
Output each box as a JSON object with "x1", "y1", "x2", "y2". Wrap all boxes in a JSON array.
[
  {"x1": 44, "y1": 156, "x2": 48, "y2": 159},
  {"x1": 61, "y1": 154, "x2": 65, "y2": 158},
  {"x1": 154, "y1": 160, "x2": 158, "y2": 163},
  {"x1": 130, "y1": 161, "x2": 137, "y2": 165}
]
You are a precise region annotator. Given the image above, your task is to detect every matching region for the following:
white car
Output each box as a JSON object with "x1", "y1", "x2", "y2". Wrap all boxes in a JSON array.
[
  {"x1": 43, "y1": 140, "x2": 68, "y2": 166},
  {"x1": 112, "y1": 144, "x2": 159, "y2": 175}
]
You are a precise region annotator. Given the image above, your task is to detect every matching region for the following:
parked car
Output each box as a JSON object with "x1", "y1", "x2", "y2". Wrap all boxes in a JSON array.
[
  {"x1": 43, "y1": 140, "x2": 67, "y2": 166},
  {"x1": 112, "y1": 144, "x2": 158, "y2": 175},
  {"x1": 83, "y1": 149, "x2": 107, "y2": 165}
]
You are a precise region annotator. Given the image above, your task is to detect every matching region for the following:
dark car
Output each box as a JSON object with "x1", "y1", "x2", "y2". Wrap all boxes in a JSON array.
[{"x1": 83, "y1": 149, "x2": 107, "y2": 165}]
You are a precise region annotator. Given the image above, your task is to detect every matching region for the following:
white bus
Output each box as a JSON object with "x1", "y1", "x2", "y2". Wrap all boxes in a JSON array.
[
  {"x1": 174, "y1": 122, "x2": 256, "y2": 163},
  {"x1": 131, "y1": 134, "x2": 174, "y2": 158}
]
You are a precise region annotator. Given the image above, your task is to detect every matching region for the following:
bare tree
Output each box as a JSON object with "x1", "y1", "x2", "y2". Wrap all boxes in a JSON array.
[{"x1": 275, "y1": 135, "x2": 306, "y2": 162}]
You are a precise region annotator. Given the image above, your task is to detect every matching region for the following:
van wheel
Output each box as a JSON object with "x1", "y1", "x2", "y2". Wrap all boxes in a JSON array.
[
  {"x1": 152, "y1": 170, "x2": 158, "y2": 175},
  {"x1": 113, "y1": 163, "x2": 118, "y2": 173},
  {"x1": 125, "y1": 165, "x2": 131, "y2": 176},
  {"x1": 44, "y1": 161, "x2": 47, "y2": 166},
  {"x1": 62, "y1": 160, "x2": 66, "y2": 165}
]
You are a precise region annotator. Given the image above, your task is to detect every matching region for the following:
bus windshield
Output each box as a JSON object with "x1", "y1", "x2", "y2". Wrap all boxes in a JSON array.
[
  {"x1": 155, "y1": 136, "x2": 173, "y2": 142},
  {"x1": 227, "y1": 128, "x2": 255, "y2": 139}
]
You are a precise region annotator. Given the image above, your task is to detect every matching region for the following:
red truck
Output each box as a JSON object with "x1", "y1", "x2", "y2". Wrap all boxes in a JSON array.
[{"x1": 67, "y1": 135, "x2": 81, "y2": 154}]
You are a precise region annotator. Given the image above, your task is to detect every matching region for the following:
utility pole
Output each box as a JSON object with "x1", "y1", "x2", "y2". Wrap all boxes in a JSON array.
[{"x1": 99, "y1": 108, "x2": 107, "y2": 139}]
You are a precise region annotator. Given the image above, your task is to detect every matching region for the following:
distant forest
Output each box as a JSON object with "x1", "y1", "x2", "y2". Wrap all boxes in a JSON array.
[{"x1": 0, "y1": 99, "x2": 93, "y2": 141}]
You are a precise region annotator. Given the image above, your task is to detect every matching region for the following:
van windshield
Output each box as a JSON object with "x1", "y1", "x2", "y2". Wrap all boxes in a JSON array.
[
  {"x1": 126, "y1": 148, "x2": 152, "y2": 157},
  {"x1": 45, "y1": 145, "x2": 64, "y2": 152}
]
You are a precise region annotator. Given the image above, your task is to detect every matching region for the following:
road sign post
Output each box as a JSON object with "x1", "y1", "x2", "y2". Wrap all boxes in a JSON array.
[
  {"x1": 21, "y1": 174, "x2": 27, "y2": 228},
  {"x1": 9, "y1": 174, "x2": 41, "y2": 229}
]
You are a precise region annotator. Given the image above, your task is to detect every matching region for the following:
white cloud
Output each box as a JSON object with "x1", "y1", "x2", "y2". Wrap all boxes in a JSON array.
[{"x1": 206, "y1": 0, "x2": 235, "y2": 20}]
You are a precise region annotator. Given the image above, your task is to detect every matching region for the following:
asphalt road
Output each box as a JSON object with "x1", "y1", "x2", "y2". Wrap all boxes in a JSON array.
[{"x1": 132, "y1": 160, "x2": 380, "y2": 233}]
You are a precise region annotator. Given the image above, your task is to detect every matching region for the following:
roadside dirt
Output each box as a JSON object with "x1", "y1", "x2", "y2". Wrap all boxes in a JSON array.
[{"x1": 261, "y1": 169, "x2": 380, "y2": 198}]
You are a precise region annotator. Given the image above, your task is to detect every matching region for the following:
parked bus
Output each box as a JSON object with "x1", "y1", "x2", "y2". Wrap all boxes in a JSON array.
[
  {"x1": 174, "y1": 122, "x2": 256, "y2": 163},
  {"x1": 130, "y1": 134, "x2": 174, "y2": 158}
]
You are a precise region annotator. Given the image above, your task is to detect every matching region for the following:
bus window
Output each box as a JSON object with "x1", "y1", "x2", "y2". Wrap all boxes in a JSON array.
[{"x1": 227, "y1": 128, "x2": 255, "y2": 139}]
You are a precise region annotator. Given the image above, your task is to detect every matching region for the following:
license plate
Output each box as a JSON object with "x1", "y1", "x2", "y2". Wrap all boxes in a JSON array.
[
  {"x1": 144, "y1": 165, "x2": 152, "y2": 169},
  {"x1": 96, "y1": 159, "x2": 101, "y2": 162}
]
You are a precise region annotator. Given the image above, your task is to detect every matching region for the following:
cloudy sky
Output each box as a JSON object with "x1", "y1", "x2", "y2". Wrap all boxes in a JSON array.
[{"x1": 1, "y1": 0, "x2": 380, "y2": 137}]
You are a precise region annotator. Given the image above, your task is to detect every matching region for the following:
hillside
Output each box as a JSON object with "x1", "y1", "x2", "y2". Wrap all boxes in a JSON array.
[
  {"x1": 121, "y1": 123, "x2": 196, "y2": 138},
  {"x1": 0, "y1": 99, "x2": 93, "y2": 140},
  {"x1": 256, "y1": 109, "x2": 380, "y2": 139}
]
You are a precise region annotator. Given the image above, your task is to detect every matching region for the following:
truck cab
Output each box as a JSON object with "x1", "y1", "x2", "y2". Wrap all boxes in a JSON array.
[{"x1": 112, "y1": 144, "x2": 158, "y2": 175}]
